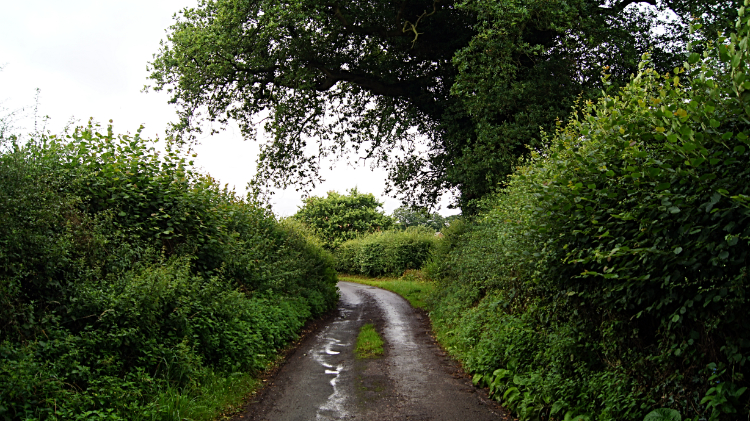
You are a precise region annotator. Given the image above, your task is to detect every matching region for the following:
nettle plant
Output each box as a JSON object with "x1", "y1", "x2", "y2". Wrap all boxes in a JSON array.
[
  {"x1": 51, "y1": 121, "x2": 207, "y2": 245},
  {"x1": 40, "y1": 121, "x2": 279, "y2": 279},
  {"x1": 525, "y1": 8, "x2": 750, "y2": 421}
]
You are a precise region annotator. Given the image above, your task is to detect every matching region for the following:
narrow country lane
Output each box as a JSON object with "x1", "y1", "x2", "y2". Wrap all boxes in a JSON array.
[{"x1": 234, "y1": 281, "x2": 509, "y2": 421}]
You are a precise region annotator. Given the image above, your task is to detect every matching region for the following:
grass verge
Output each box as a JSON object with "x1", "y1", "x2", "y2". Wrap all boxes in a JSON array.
[
  {"x1": 355, "y1": 323, "x2": 385, "y2": 359},
  {"x1": 146, "y1": 371, "x2": 260, "y2": 421},
  {"x1": 338, "y1": 274, "x2": 435, "y2": 309},
  {"x1": 144, "y1": 311, "x2": 333, "y2": 421}
]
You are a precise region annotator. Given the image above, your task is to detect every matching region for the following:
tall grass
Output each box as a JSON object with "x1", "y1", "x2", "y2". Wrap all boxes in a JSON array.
[{"x1": 142, "y1": 372, "x2": 259, "y2": 421}]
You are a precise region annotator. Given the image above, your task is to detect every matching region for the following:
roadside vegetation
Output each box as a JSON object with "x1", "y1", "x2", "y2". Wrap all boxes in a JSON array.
[
  {"x1": 340, "y1": 10, "x2": 750, "y2": 420},
  {"x1": 354, "y1": 324, "x2": 384, "y2": 359},
  {"x1": 294, "y1": 190, "x2": 443, "y2": 278},
  {"x1": 426, "y1": 17, "x2": 750, "y2": 421},
  {"x1": 0, "y1": 123, "x2": 338, "y2": 420},
  {"x1": 4, "y1": 0, "x2": 750, "y2": 419}
]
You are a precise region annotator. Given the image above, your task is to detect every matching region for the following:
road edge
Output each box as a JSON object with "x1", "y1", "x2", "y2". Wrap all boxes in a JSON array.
[{"x1": 228, "y1": 307, "x2": 339, "y2": 420}]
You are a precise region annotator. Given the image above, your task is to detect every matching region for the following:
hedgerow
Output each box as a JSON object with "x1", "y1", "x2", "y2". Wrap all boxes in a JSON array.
[
  {"x1": 428, "y1": 10, "x2": 750, "y2": 421},
  {"x1": 334, "y1": 227, "x2": 438, "y2": 276},
  {"x1": 0, "y1": 122, "x2": 338, "y2": 420}
]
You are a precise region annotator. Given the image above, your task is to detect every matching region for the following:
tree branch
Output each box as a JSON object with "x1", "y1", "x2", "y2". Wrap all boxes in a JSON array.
[
  {"x1": 329, "y1": 3, "x2": 406, "y2": 38},
  {"x1": 599, "y1": 0, "x2": 657, "y2": 13},
  {"x1": 311, "y1": 65, "x2": 414, "y2": 97},
  {"x1": 402, "y1": 0, "x2": 439, "y2": 48}
]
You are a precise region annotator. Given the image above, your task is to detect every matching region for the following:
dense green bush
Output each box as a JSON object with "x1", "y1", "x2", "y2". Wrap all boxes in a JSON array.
[
  {"x1": 293, "y1": 188, "x2": 393, "y2": 249},
  {"x1": 428, "y1": 12, "x2": 750, "y2": 421},
  {"x1": 335, "y1": 227, "x2": 438, "y2": 276},
  {"x1": 334, "y1": 237, "x2": 362, "y2": 275},
  {"x1": 0, "y1": 122, "x2": 338, "y2": 420}
]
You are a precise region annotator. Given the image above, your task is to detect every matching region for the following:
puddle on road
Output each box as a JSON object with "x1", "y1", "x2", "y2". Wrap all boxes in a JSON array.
[
  {"x1": 311, "y1": 321, "x2": 350, "y2": 420},
  {"x1": 309, "y1": 283, "x2": 363, "y2": 420},
  {"x1": 251, "y1": 282, "x2": 499, "y2": 421}
]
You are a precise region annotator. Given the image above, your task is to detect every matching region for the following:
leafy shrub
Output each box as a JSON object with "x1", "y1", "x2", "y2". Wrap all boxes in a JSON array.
[
  {"x1": 335, "y1": 226, "x2": 438, "y2": 276},
  {"x1": 1, "y1": 257, "x2": 316, "y2": 419},
  {"x1": 429, "y1": 10, "x2": 750, "y2": 421},
  {"x1": 0, "y1": 138, "x2": 82, "y2": 342},
  {"x1": 0, "y1": 122, "x2": 338, "y2": 419},
  {"x1": 293, "y1": 188, "x2": 393, "y2": 249},
  {"x1": 334, "y1": 236, "x2": 363, "y2": 274}
]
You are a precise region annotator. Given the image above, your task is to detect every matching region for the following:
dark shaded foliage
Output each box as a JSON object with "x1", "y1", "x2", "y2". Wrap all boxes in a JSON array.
[{"x1": 149, "y1": 0, "x2": 740, "y2": 212}]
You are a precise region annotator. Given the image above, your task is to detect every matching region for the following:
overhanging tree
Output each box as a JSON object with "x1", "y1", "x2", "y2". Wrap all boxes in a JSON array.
[{"x1": 149, "y1": 0, "x2": 740, "y2": 212}]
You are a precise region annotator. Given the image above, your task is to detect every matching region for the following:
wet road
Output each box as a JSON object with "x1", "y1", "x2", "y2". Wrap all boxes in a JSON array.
[{"x1": 236, "y1": 281, "x2": 507, "y2": 421}]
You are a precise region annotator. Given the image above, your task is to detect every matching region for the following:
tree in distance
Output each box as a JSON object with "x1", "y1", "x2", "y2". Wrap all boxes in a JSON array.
[
  {"x1": 293, "y1": 188, "x2": 393, "y2": 249},
  {"x1": 391, "y1": 205, "x2": 456, "y2": 231},
  {"x1": 149, "y1": 0, "x2": 741, "y2": 213}
]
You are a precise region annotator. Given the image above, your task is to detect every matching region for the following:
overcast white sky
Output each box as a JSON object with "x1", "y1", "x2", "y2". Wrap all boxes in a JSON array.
[{"x1": 0, "y1": 0, "x2": 458, "y2": 217}]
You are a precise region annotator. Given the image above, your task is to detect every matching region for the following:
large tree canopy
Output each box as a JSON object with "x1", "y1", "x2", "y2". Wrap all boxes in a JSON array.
[{"x1": 149, "y1": 0, "x2": 739, "y2": 212}]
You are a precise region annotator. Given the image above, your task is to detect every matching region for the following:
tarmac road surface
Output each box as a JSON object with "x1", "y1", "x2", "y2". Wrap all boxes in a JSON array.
[{"x1": 234, "y1": 281, "x2": 510, "y2": 421}]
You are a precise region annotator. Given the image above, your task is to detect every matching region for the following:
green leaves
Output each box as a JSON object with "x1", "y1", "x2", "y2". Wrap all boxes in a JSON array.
[
  {"x1": 294, "y1": 188, "x2": 393, "y2": 250},
  {"x1": 429, "y1": 6, "x2": 750, "y2": 421},
  {"x1": 643, "y1": 408, "x2": 681, "y2": 421},
  {"x1": 391, "y1": 206, "x2": 452, "y2": 231},
  {"x1": 0, "y1": 122, "x2": 339, "y2": 418},
  {"x1": 150, "y1": 0, "x2": 729, "y2": 211},
  {"x1": 334, "y1": 226, "x2": 438, "y2": 276}
]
